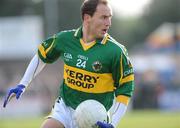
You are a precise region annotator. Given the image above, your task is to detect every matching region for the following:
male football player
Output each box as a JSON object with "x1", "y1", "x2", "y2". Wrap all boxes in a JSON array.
[{"x1": 3, "y1": 0, "x2": 134, "y2": 128}]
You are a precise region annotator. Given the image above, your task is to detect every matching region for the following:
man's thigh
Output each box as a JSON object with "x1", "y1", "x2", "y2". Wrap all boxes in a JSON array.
[{"x1": 41, "y1": 118, "x2": 65, "y2": 128}]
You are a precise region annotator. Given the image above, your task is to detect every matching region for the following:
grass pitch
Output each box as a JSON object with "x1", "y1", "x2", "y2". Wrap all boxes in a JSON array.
[
  {"x1": 0, "y1": 110, "x2": 180, "y2": 128},
  {"x1": 119, "y1": 110, "x2": 180, "y2": 128}
]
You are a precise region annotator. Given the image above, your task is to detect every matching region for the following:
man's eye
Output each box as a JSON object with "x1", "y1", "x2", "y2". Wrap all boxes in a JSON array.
[{"x1": 102, "y1": 16, "x2": 106, "y2": 19}]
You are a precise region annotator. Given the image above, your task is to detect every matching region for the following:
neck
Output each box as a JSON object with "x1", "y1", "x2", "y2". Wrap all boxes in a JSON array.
[{"x1": 82, "y1": 26, "x2": 95, "y2": 43}]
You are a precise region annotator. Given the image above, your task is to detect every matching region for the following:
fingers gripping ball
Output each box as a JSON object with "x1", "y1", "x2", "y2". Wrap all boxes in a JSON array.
[{"x1": 74, "y1": 100, "x2": 108, "y2": 128}]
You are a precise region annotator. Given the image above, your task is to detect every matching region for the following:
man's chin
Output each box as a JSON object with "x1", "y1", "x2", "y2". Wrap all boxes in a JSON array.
[{"x1": 97, "y1": 33, "x2": 106, "y2": 39}]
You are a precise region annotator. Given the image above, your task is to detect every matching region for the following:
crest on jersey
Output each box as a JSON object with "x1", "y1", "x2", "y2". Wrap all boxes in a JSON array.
[{"x1": 92, "y1": 61, "x2": 102, "y2": 72}]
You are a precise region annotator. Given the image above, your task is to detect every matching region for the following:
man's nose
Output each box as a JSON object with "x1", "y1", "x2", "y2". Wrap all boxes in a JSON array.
[{"x1": 105, "y1": 18, "x2": 111, "y2": 27}]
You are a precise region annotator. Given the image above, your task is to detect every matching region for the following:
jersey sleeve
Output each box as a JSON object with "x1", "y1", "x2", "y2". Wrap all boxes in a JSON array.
[
  {"x1": 38, "y1": 34, "x2": 61, "y2": 63},
  {"x1": 112, "y1": 46, "x2": 135, "y2": 105}
]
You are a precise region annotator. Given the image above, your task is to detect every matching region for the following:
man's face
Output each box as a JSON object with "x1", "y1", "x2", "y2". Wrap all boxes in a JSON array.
[{"x1": 88, "y1": 4, "x2": 112, "y2": 39}]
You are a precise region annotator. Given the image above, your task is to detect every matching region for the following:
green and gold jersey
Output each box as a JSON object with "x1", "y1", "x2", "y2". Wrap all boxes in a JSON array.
[{"x1": 38, "y1": 27, "x2": 134, "y2": 110}]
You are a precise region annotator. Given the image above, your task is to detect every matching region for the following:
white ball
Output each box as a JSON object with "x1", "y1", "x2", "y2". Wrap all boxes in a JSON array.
[{"x1": 74, "y1": 99, "x2": 108, "y2": 128}]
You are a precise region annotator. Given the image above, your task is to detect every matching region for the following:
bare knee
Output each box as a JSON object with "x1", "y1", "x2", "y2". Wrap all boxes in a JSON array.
[{"x1": 41, "y1": 118, "x2": 65, "y2": 128}]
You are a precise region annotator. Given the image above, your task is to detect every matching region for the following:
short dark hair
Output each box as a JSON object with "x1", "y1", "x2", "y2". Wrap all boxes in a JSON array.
[{"x1": 81, "y1": 0, "x2": 108, "y2": 20}]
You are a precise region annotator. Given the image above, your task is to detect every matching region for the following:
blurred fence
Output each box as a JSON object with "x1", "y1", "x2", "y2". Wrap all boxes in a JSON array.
[{"x1": 132, "y1": 53, "x2": 180, "y2": 110}]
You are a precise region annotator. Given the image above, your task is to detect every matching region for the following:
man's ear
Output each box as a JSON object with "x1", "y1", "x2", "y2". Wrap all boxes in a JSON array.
[{"x1": 84, "y1": 14, "x2": 91, "y2": 22}]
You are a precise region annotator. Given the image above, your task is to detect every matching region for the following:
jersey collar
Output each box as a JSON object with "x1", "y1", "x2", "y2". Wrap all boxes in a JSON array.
[{"x1": 74, "y1": 26, "x2": 109, "y2": 45}]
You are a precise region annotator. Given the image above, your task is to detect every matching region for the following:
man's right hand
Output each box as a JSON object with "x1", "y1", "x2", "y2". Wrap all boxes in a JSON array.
[
  {"x1": 3, "y1": 84, "x2": 26, "y2": 108},
  {"x1": 96, "y1": 121, "x2": 114, "y2": 128}
]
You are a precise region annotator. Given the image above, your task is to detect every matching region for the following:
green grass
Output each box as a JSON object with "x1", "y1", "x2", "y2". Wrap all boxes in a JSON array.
[
  {"x1": 0, "y1": 110, "x2": 180, "y2": 128},
  {"x1": 119, "y1": 110, "x2": 180, "y2": 128},
  {"x1": 0, "y1": 117, "x2": 43, "y2": 128}
]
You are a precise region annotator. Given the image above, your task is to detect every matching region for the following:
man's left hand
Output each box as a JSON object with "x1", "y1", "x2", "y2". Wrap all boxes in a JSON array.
[{"x1": 96, "y1": 121, "x2": 114, "y2": 128}]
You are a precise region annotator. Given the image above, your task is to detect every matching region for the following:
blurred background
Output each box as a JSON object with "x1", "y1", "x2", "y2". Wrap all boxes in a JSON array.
[{"x1": 0, "y1": 0, "x2": 180, "y2": 128}]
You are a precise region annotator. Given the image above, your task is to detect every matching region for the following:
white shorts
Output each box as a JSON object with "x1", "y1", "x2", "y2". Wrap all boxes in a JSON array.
[
  {"x1": 48, "y1": 98, "x2": 78, "y2": 128},
  {"x1": 48, "y1": 98, "x2": 113, "y2": 128}
]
